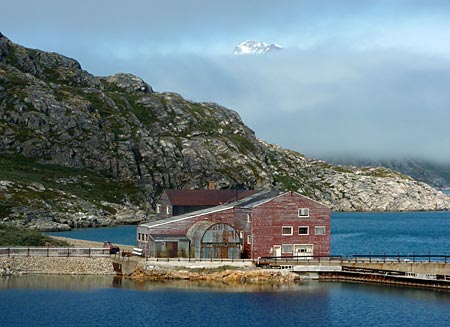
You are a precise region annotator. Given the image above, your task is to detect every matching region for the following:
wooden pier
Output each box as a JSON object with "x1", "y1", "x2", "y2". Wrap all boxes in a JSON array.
[{"x1": 257, "y1": 254, "x2": 450, "y2": 290}]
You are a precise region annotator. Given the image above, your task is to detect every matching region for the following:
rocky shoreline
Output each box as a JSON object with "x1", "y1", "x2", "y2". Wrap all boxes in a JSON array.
[
  {"x1": 129, "y1": 266, "x2": 300, "y2": 284},
  {"x1": 0, "y1": 255, "x2": 301, "y2": 285}
]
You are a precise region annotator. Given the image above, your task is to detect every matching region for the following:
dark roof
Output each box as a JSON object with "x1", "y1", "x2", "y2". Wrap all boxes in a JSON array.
[
  {"x1": 141, "y1": 189, "x2": 279, "y2": 229},
  {"x1": 164, "y1": 189, "x2": 257, "y2": 206}
]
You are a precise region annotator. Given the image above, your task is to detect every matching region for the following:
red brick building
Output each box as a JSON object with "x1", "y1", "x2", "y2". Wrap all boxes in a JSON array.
[{"x1": 137, "y1": 190, "x2": 330, "y2": 260}]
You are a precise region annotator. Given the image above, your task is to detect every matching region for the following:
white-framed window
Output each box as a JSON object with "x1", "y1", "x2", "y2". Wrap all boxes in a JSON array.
[
  {"x1": 298, "y1": 226, "x2": 309, "y2": 235},
  {"x1": 315, "y1": 226, "x2": 326, "y2": 235},
  {"x1": 298, "y1": 208, "x2": 310, "y2": 217},
  {"x1": 166, "y1": 206, "x2": 170, "y2": 214},
  {"x1": 246, "y1": 214, "x2": 251, "y2": 224},
  {"x1": 138, "y1": 233, "x2": 141, "y2": 241},
  {"x1": 282, "y1": 226, "x2": 293, "y2": 236},
  {"x1": 282, "y1": 244, "x2": 293, "y2": 254},
  {"x1": 156, "y1": 204, "x2": 161, "y2": 213},
  {"x1": 240, "y1": 231, "x2": 244, "y2": 240},
  {"x1": 247, "y1": 235, "x2": 252, "y2": 244}
]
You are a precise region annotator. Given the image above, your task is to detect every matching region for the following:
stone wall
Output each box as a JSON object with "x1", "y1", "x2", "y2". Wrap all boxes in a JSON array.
[{"x1": 0, "y1": 257, "x2": 115, "y2": 276}]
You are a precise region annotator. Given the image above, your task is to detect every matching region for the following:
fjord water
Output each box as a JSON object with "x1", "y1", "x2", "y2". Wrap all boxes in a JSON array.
[
  {"x1": 48, "y1": 211, "x2": 450, "y2": 256},
  {"x1": 1, "y1": 275, "x2": 450, "y2": 327},
  {"x1": 5, "y1": 211, "x2": 450, "y2": 327}
]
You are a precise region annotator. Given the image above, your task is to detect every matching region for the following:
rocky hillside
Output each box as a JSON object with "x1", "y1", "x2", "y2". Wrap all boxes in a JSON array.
[
  {"x1": 326, "y1": 157, "x2": 450, "y2": 190},
  {"x1": 0, "y1": 33, "x2": 449, "y2": 230}
]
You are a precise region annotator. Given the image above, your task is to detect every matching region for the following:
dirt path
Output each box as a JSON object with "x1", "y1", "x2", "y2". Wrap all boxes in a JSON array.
[{"x1": 50, "y1": 236, "x2": 134, "y2": 251}]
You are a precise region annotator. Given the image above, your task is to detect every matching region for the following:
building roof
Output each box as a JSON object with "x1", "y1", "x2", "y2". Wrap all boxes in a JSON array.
[
  {"x1": 164, "y1": 189, "x2": 257, "y2": 206},
  {"x1": 141, "y1": 189, "x2": 279, "y2": 229}
]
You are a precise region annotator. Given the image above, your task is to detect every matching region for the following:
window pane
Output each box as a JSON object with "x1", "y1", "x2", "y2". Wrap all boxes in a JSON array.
[
  {"x1": 298, "y1": 227, "x2": 309, "y2": 235},
  {"x1": 315, "y1": 226, "x2": 326, "y2": 235},
  {"x1": 282, "y1": 227, "x2": 293, "y2": 235},
  {"x1": 282, "y1": 244, "x2": 293, "y2": 253},
  {"x1": 298, "y1": 208, "x2": 309, "y2": 217}
]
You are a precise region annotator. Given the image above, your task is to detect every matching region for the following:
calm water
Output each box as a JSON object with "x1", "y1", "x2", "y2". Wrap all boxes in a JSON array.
[
  {"x1": 11, "y1": 211, "x2": 450, "y2": 326},
  {"x1": 0, "y1": 275, "x2": 450, "y2": 327},
  {"x1": 48, "y1": 211, "x2": 450, "y2": 256}
]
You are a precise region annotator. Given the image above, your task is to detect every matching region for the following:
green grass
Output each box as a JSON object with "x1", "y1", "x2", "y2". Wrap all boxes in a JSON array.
[
  {"x1": 0, "y1": 224, "x2": 69, "y2": 246},
  {"x1": 273, "y1": 173, "x2": 302, "y2": 192},
  {"x1": 0, "y1": 154, "x2": 146, "y2": 206}
]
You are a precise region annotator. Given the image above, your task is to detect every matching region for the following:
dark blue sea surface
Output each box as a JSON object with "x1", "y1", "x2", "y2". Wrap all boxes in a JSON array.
[
  {"x1": 331, "y1": 211, "x2": 450, "y2": 256},
  {"x1": 47, "y1": 211, "x2": 450, "y2": 256},
  {"x1": 0, "y1": 275, "x2": 449, "y2": 327}
]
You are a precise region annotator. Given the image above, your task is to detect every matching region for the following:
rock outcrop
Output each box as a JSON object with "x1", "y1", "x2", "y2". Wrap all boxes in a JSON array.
[{"x1": 0, "y1": 32, "x2": 449, "y2": 230}]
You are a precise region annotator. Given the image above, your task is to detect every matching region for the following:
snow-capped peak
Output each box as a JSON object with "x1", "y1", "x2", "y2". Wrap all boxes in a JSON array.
[{"x1": 233, "y1": 40, "x2": 283, "y2": 55}]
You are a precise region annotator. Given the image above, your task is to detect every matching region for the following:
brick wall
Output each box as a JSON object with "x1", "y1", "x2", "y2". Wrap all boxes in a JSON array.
[{"x1": 250, "y1": 192, "x2": 330, "y2": 259}]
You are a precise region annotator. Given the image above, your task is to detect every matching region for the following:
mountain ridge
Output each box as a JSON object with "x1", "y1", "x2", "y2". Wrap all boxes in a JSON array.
[{"x1": 0, "y1": 33, "x2": 449, "y2": 230}]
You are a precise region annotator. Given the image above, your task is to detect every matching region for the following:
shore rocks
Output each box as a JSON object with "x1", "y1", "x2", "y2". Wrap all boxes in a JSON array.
[{"x1": 126, "y1": 261, "x2": 301, "y2": 284}]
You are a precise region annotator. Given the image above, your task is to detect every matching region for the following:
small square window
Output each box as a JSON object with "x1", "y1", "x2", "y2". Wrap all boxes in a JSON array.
[
  {"x1": 282, "y1": 244, "x2": 293, "y2": 253},
  {"x1": 247, "y1": 235, "x2": 252, "y2": 244},
  {"x1": 315, "y1": 226, "x2": 326, "y2": 235},
  {"x1": 298, "y1": 226, "x2": 309, "y2": 235},
  {"x1": 282, "y1": 226, "x2": 293, "y2": 236},
  {"x1": 298, "y1": 208, "x2": 309, "y2": 217}
]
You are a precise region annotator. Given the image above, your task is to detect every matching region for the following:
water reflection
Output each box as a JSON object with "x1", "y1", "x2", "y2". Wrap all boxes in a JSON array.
[{"x1": 0, "y1": 274, "x2": 324, "y2": 293}]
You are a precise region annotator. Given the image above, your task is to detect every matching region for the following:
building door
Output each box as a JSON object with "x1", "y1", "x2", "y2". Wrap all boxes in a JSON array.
[
  {"x1": 274, "y1": 245, "x2": 282, "y2": 257},
  {"x1": 166, "y1": 242, "x2": 178, "y2": 258},
  {"x1": 221, "y1": 246, "x2": 228, "y2": 259},
  {"x1": 294, "y1": 244, "x2": 313, "y2": 258}
]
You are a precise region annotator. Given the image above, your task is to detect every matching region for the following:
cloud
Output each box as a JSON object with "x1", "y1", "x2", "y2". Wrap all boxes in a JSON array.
[
  {"x1": 2, "y1": 0, "x2": 450, "y2": 162},
  {"x1": 119, "y1": 46, "x2": 450, "y2": 162}
]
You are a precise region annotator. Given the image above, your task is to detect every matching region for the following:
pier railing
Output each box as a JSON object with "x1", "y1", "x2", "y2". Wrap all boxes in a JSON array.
[
  {"x1": 0, "y1": 247, "x2": 118, "y2": 258},
  {"x1": 256, "y1": 254, "x2": 450, "y2": 266}
]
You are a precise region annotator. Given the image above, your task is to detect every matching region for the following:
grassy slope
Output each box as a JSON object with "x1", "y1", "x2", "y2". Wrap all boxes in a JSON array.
[
  {"x1": 0, "y1": 224, "x2": 69, "y2": 246},
  {"x1": 0, "y1": 154, "x2": 147, "y2": 219}
]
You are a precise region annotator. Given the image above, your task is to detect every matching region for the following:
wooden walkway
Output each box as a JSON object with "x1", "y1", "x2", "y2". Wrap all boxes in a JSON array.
[{"x1": 256, "y1": 254, "x2": 450, "y2": 290}]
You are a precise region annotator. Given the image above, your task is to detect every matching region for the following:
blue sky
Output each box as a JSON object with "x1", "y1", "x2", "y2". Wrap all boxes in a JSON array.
[{"x1": 2, "y1": 0, "x2": 450, "y2": 161}]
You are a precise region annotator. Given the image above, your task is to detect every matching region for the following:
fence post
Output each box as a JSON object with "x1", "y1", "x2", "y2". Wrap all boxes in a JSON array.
[
  {"x1": 89, "y1": 248, "x2": 91, "y2": 258},
  {"x1": 47, "y1": 247, "x2": 49, "y2": 257},
  {"x1": 67, "y1": 248, "x2": 70, "y2": 258},
  {"x1": 7, "y1": 248, "x2": 10, "y2": 258},
  {"x1": 27, "y1": 247, "x2": 30, "y2": 257}
]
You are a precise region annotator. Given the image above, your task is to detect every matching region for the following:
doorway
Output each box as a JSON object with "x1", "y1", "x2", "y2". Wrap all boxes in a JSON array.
[{"x1": 273, "y1": 245, "x2": 282, "y2": 257}]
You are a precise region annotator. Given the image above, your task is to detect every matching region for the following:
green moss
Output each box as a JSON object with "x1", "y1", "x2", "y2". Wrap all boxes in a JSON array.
[
  {"x1": 4, "y1": 45, "x2": 19, "y2": 67},
  {"x1": 273, "y1": 174, "x2": 302, "y2": 192},
  {"x1": 0, "y1": 204, "x2": 13, "y2": 219},
  {"x1": 229, "y1": 134, "x2": 256, "y2": 154},
  {"x1": 332, "y1": 166, "x2": 354, "y2": 174},
  {"x1": 0, "y1": 154, "x2": 146, "y2": 206},
  {"x1": 0, "y1": 224, "x2": 69, "y2": 246}
]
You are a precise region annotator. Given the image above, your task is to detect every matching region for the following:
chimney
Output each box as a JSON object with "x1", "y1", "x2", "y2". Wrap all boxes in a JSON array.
[{"x1": 208, "y1": 181, "x2": 216, "y2": 190}]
